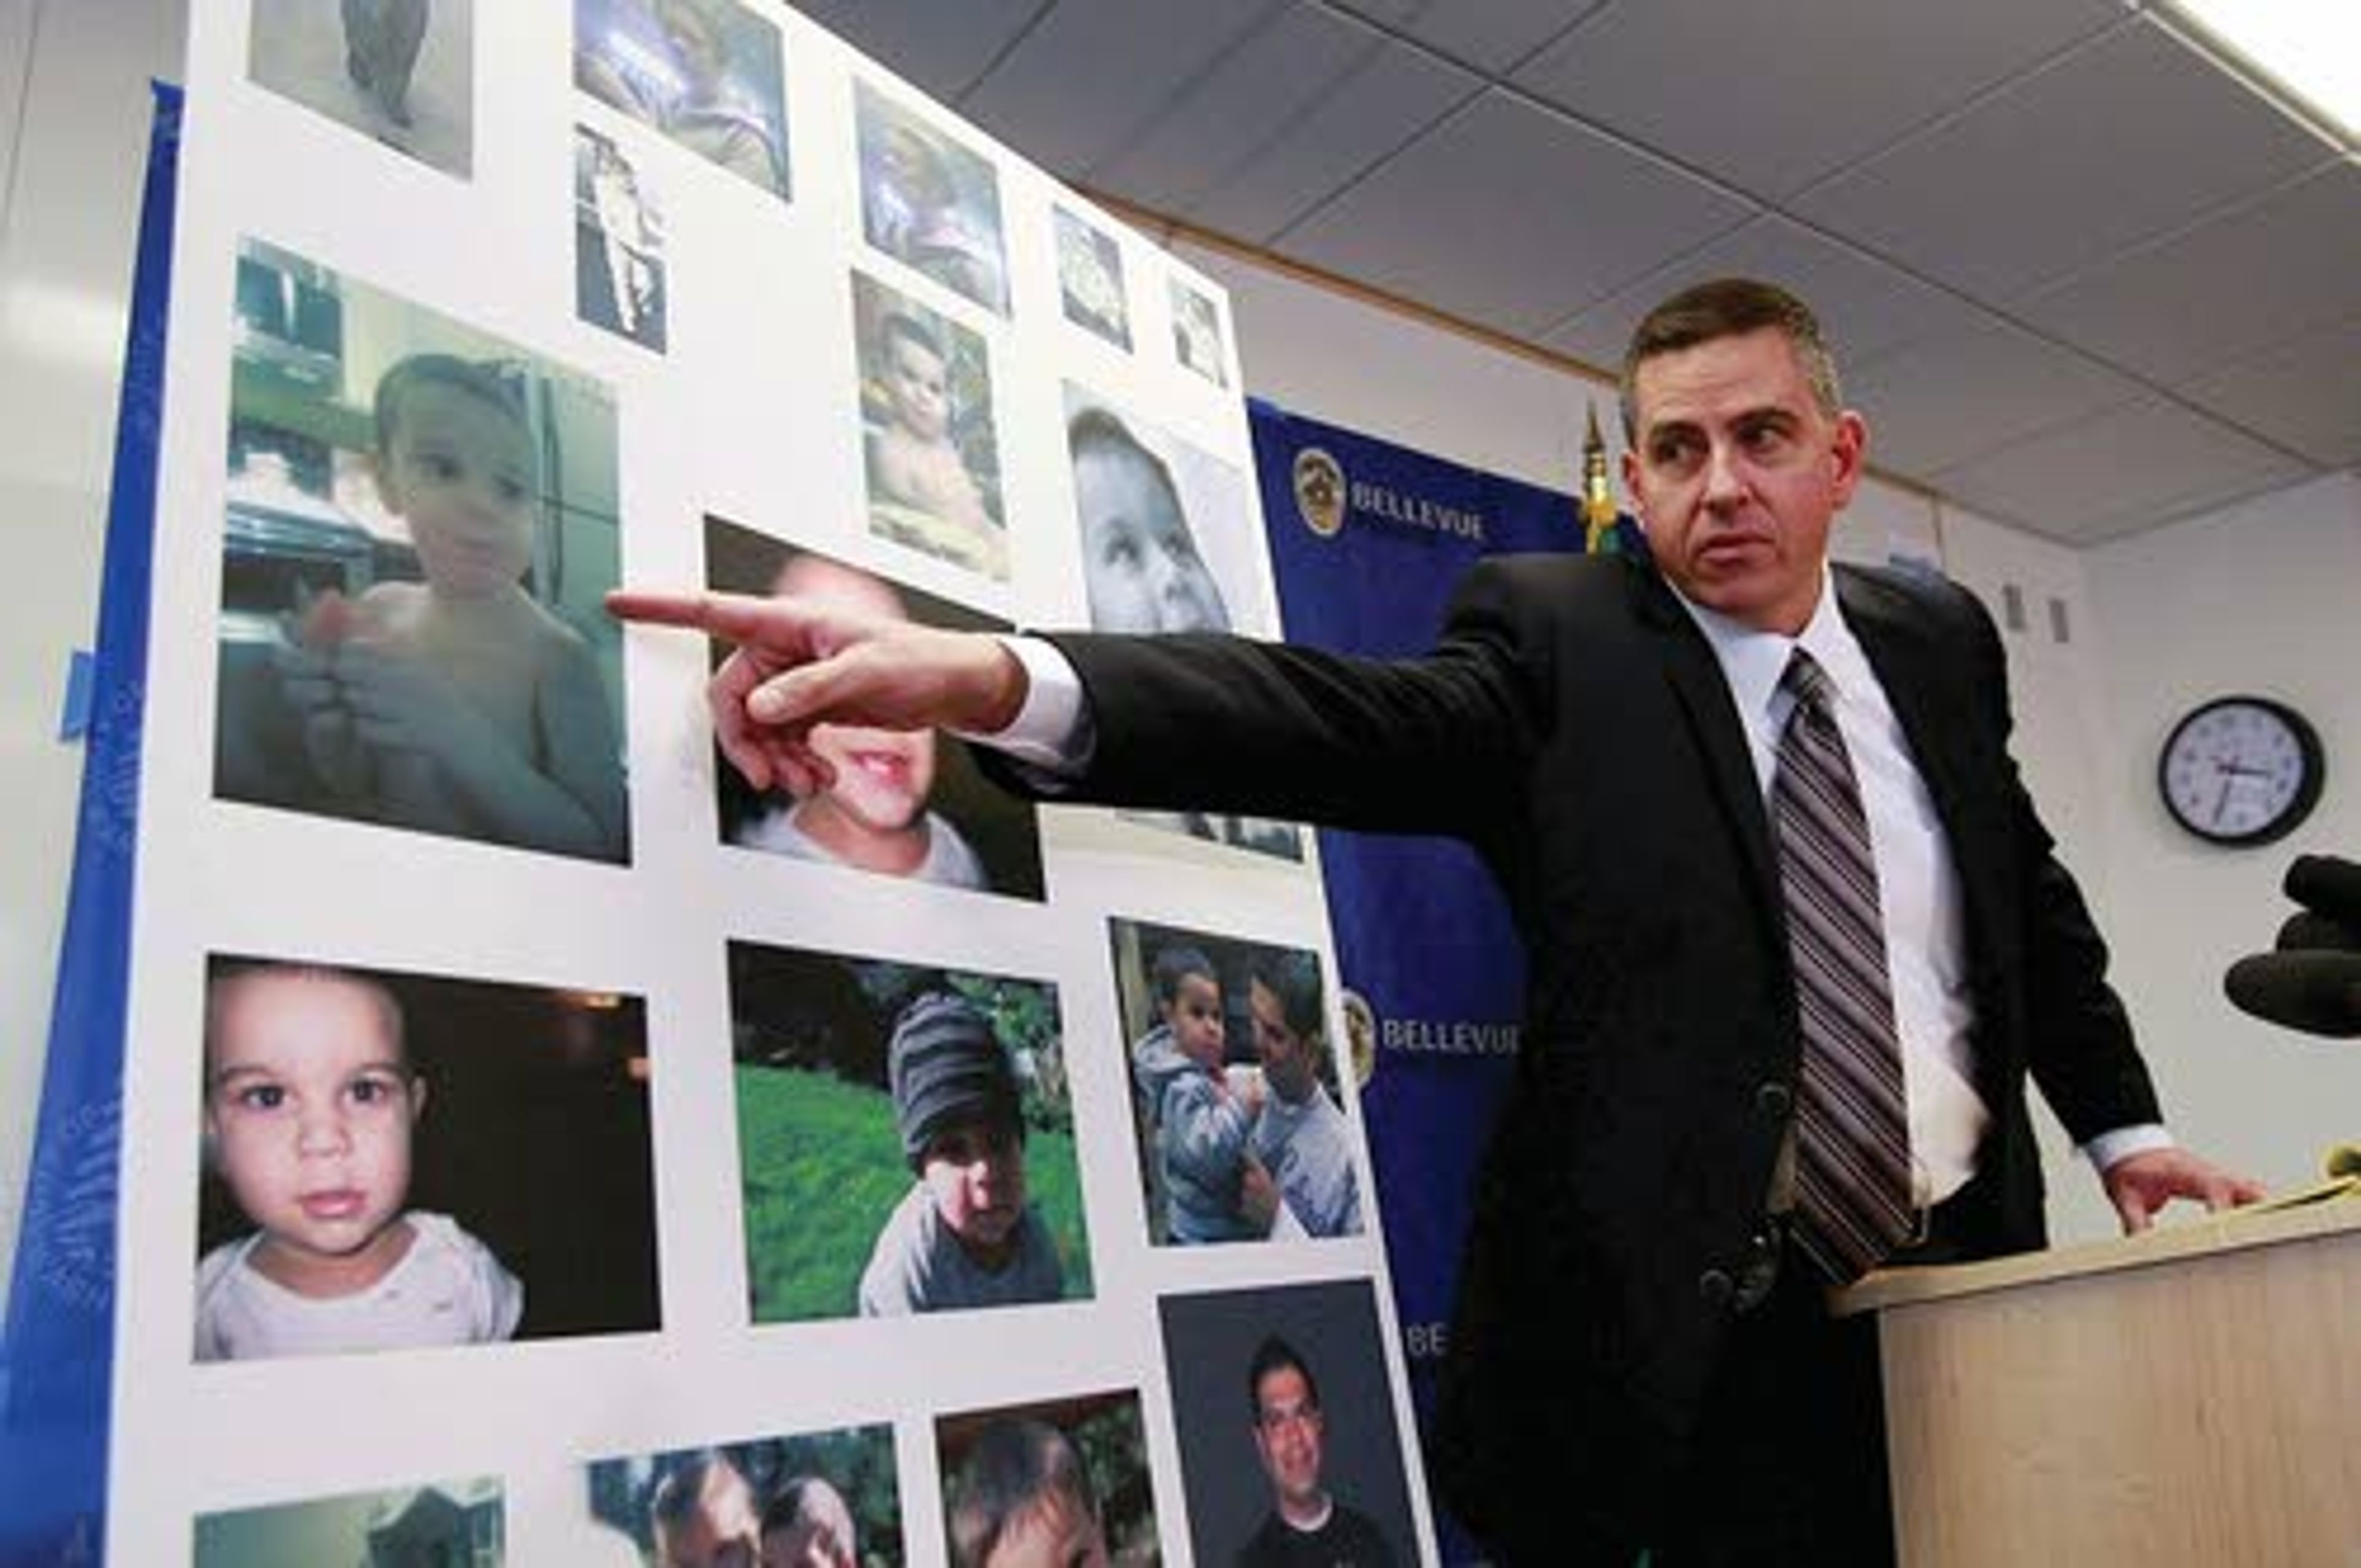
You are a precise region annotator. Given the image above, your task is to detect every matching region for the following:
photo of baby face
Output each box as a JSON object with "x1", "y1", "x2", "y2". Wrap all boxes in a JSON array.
[
  {"x1": 1169, "y1": 279, "x2": 1228, "y2": 388},
  {"x1": 205, "y1": 967, "x2": 422, "y2": 1299},
  {"x1": 195, "y1": 954, "x2": 658, "y2": 1362},
  {"x1": 853, "y1": 273, "x2": 1008, "y2": 582},
  {"x1": 214, "y1": 239, "x2": 629, "y2": 864},
  {"x1": 1056, "y1": 207, "x2": 1131, "y2": 352},
  {"x1": 573, "y1": 0, "x2": 790, "y2": 196},
  {"x1": 727, "y1": 941, "x2": 1089, "y2": 1324},
  {"x1": 703, "y1": 518, "x2": 1045, "y2": 899},
  {"x1": 855, "y1": 81, "x2": 1009, "y2": 315},
  {"x1": 1069, "y1": 408, "x2": 1230, "y2": 636}
]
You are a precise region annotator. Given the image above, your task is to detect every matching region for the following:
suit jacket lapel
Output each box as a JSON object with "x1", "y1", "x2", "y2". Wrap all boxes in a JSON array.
[
  {"x1": 1637, "y1": 571, "x2": 1781, "y2": 926},
  {"x1": 1838, "y1": 569, "x2": 2008, "y2": 980}
]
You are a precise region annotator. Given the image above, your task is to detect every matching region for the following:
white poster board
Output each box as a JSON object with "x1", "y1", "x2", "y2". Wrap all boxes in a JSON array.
[{"x1": 118, "y1": 4, "x2": 1430, "y2": 1564}]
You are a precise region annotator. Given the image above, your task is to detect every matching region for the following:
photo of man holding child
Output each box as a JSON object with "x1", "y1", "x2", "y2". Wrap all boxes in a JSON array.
[
  {"x1": 1107, "y1": 922, "x2": 1366, "y2": 1247},
  {"x1": 727, "y1": 940, "x2": 1091, "y2": 1324},
  {"x1": 583, "y1": 1427, "x2": 898, "y2": 1568}
]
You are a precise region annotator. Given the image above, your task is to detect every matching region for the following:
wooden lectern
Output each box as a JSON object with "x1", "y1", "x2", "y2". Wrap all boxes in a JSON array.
[{"x1": 1836, "y1": 1195, "x2": 2361, "y2": 1566}]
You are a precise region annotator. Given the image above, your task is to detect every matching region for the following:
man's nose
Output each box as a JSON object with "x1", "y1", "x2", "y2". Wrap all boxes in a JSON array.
[{"x1": 1701, "y1": 441, "x2": 1749, "y2": 511}]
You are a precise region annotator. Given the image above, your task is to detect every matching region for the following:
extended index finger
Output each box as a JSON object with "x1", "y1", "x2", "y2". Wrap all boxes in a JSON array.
[{"x1": 606, "y1": 588, "x2": 783, "y2": 643}]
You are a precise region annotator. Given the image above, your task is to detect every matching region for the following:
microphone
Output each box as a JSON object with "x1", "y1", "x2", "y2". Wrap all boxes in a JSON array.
[
  {"x1": 2328, "y1": 1144, "x2": 2361, "y2": 1180},
  {"x1": 2277, "y1": 909, "x2": 2360, "y2": 953},
  {"x1": 2223, "y1": 950, "x2": 2361, "y2": 1038},
  {"x1": 2285, "y1": 855, "x2": 2361, "y2": 928}
]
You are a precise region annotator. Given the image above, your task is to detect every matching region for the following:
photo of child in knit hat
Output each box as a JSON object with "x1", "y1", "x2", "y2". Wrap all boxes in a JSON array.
[{"x1": 726, "y1": 940, "x2": 1091, "y2": 1324}]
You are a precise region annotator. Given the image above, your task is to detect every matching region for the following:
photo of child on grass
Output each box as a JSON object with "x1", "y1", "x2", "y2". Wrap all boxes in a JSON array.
[{"x1": 728, "y1": 941, "x2": 1091, "y2": 1324}]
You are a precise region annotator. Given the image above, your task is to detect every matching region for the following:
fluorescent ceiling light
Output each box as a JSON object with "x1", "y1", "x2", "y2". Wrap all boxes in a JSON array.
[{"x1": 2167, "y1": 0, "x2": 2359, "y2": 140}]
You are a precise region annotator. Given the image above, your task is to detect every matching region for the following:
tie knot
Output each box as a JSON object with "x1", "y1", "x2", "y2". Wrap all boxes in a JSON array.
[{"x1": 1782, "y1": 647, "x2": 1833, "y2": 713}]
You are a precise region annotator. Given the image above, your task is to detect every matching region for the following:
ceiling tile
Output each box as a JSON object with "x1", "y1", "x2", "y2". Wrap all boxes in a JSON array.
[
  {"x1": 1843, "y1": 319, "x2": 2142, "y2": 474},
  {"x1": 1091, "y1": 6, "x2": 1388, "y2": 212},
  {"x1": 960, "y1": 0, "x2": 1276, "y2": 181},
  {"x1": 1540, "y1": 216, "x2": 1993, "y2": 377},
  {"x1": 1180, "y1": 38, "x2": 1477, "y2": 242},
  {"x1": 2180, "y1": 317, "x2": 2361, "y2": 469},
  {"x1": 789, "y1": 0, "x2": 1043, "y2": 103},
  {"x1": 2014, "y1": 160, "x2": 2361, "y2": 384},
  {"x1": 1275, "y1": 90, "x2": 1754, "y2": 337},
  {"x1": 1513, "y1": 0, "x2": 2122, "y2": 200},
  {"x1": 1790, "y1": 16, "x2": 2337, "y2": 301},
  {"x1": 1934, "y1": 397, "x2": 2316, "y2": 544},
  {"x1": 1331, "y1": 0, "x2": 1607, "y2": 74}
]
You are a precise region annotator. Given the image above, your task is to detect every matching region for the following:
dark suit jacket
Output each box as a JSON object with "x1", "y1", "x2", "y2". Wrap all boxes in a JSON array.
[{"x1": 1013, "y1": 553, "x2": 2159, "y2": 1547}]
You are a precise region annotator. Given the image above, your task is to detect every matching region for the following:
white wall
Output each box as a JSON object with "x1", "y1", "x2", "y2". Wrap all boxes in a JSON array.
[
  {"x1": 2082, "y1": 473, "x2": 2361, "y2": 1208},
  {"x1": 0, "y1": 0, "x2": 188, "y2": 1320}
]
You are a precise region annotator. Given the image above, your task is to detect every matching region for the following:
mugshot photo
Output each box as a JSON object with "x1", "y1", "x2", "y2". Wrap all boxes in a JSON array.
[
  {"x1": 248, "y1": 0, "x2": 475, "y2": 178},
  {"x1": 936, "y1": 1390, "x2": 1161, "y2": 1568},
  {"x1": 1055, "y1": 207, "x2": 1132, "y2": 352},
  {"x1": 704, "y1": 519, "x2": 1044, "y2": 900},
  {"x1": 1168, "y1": 279, "x2": 1228, "y2": 389},
  {"x1": 212, "y1": 239, "x2": 630, "y2": 864},
  {"x1": 192, "y1": 954, "x2": 658, "y2": 1363},
  {"x1": 728, "y1": 941, "x2": 1090, "y2": 1323},
  {"x1": 1108, "y1": 922, "x2": 1363, "y2": 1246},
  {"x1": 855, "y1": 79, "x2": 1010, "y2": 317},
  {"x1": 583, "y1": 1425, "x2": 900, "y2": 1568},
  {"x1": 573, "y1": 0, "x2": 789, "y2": 197},
  {"x1": 1064, "y1": 384, "x2": 1300, "y2": 861},
  {"x1": 575, "y1": 122, "x2": 670, "y2": 352},
  {"x1": 1159, "y1": 1281, "x2": 1416, "y2": 1568},
  {"x1": 196, "y1": 1476, "x2": 504, "y2": 1567},
  {"x1": 853, "y1": 272, "x2": 1010, "y2": 583}
]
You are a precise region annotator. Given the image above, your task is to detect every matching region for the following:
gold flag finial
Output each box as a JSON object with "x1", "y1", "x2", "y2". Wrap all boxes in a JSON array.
[{"x1": 1581, "y1": 401, "x2": 1621, "y2": 554}]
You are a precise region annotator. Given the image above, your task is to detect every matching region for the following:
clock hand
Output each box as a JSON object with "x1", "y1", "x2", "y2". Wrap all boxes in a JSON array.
[{"x1": 2213, "y1": 778, "x2": 2232, "y2": 825}]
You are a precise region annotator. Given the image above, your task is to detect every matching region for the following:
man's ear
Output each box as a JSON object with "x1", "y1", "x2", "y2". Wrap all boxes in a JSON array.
[
  {"x1": 1827, "y1": 410, "x2": 1868, "y2": 507},
  {"x1": 1619, "y1": 446, "x2": 1649, "y2": 520}
]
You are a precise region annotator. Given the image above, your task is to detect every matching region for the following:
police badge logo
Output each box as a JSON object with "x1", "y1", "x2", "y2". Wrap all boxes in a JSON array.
[{"x1": 1292, "y1": 447, "x2": 1346, "y2": 538}]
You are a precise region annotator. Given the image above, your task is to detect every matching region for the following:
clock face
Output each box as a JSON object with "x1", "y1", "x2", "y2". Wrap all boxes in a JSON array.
[{"x1": 2157, "y1": 697, "x2": 2324, "y2": 846}]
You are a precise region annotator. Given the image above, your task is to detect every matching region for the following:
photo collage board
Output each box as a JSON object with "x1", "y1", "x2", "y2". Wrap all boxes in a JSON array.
[{"x1": 119, "y1": 3, "x2": 1433, "y2": 1564}]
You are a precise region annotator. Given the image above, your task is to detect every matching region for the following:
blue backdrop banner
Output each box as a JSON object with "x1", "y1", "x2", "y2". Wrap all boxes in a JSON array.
[{"x1": 1251, "y1": 398, "x2": 1640, "y2": 1563}]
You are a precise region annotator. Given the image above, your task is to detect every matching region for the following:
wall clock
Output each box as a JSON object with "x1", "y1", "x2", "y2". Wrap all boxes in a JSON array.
[{"x1": 2156, "y1": 695, "x2": 2325, "y2": 847}]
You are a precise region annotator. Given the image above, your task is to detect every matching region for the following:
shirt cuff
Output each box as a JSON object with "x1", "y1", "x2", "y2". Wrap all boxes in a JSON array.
[
  {"x1": 2081, "y1": 1123, "x2": 2173, "y2": 1172},
  {"x1": 951, "y1": 634, "x2": 1093, "y2": 777}
]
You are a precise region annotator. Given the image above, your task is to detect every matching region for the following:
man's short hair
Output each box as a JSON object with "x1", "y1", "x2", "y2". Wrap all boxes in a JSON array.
[
  {"x1": 761, "y1": 1475, "x2": 856, "y2": 1555},
  {"x1": 1249, "y1": 951, "x2": 1323, "y2": 1041},
  {"x1": 1246, "y1": 1333, "x2": 1320, "y2": 1419},
  {"x1": 649, "y1": 1451, "x2": 740, "y2": 1540},
  {"x1": 947, "y1": 1419, "x2": 1099, "y2": 1567},
  {"x1": 1617, "y1": 277, "x2": 1842, "y2": 441}
]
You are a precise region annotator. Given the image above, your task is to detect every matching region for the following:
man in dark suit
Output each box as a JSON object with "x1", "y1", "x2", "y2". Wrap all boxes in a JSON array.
[{"x1": 612, "y1": 278, "x2": 2261, "y2": 1564}]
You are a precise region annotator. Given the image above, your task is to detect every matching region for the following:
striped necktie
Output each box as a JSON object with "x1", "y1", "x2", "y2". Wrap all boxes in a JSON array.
[{"x1": 1773, "y1": 649, "x2": 1915, "y2": 1283}]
